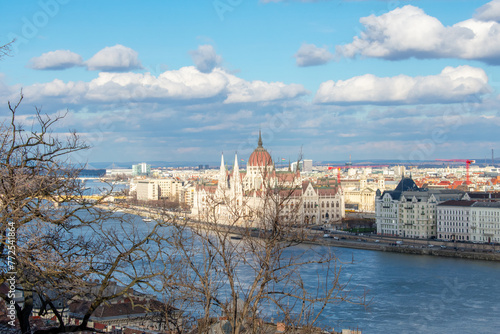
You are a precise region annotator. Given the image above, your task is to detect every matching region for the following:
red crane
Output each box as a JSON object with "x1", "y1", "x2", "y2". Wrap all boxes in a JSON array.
[
  {"x1": 436, "y1": 159, "x2": 475, "y2": 183},
  {"x1": 327, "y1": 166, "x2": 342, "y2": 185}
]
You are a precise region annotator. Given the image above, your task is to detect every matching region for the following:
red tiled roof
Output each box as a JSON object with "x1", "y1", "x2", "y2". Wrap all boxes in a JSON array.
[
  {"x1": 248, "y1": 148, "x2": 273, "y2": 167},
  {"x1": 316, "y1": 188, "x2": 338, "y2": 196}
]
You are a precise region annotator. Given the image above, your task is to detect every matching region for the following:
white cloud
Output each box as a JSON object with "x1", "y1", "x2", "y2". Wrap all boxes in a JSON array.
[
  {"x1": 474, "y1": 0, "x2": 500, "y2": 22},
  {"x1": 189, "y1": 45, "x2": 223, "y2": 73},
  {"x1": 337, "y1": 5, "x2": 500, "y2": 64},
  {"x1": 86, "y1": 45, "x2": 142, "y2": 72},
  {"x1": 294, "y1": 43, "x2": 333, "y2": 67},
  {"x1": 224, "y1": 75, "x2": 308, "y2": 103},
  {"x1": 29, "y1": 50, "x2": 83, "y2": 70},
  {"x1": 20, "y1": 66, "x2": 308, "y2": 105},
  {"x1": 314, "y1": 65, "x2": 490, "y2": 105}
]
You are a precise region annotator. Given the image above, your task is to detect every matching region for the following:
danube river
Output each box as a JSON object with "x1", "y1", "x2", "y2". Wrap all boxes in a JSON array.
[
  {"x1": 303, "y1": 245, "x2": 500, "y2": 333},
  {"x1": 83, "y1": 180, "x2": 500, "y2": 333}
]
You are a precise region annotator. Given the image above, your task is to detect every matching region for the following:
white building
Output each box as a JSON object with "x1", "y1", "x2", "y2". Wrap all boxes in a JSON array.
[
  {"x1": 136, "y1": 178, "x2": 183, "y2": 201},
  {"x1": 470, "y1": 202, "x2": 500, "y2": 243},
  {"x1": 436, "y1": 200, "x2": 475, "y2": 242},
  {"x1": 437, "y1": 200, "x2": 500, "y2": 243},
  {"x1": 132, "y1": 162, "x2": 151, "y2": 176},
  {"x1": 376, "y1": 177, "x2": 464, "y2": 238},
  {"x1": 302, "y1": 180, "x2": 344, "y2": 224},
  {"x1": 136, "y1": 179, "x2": 159, "y2": 201},
  {"x1": 192, "y1": 133, "x2": 344, "y2": 226}
]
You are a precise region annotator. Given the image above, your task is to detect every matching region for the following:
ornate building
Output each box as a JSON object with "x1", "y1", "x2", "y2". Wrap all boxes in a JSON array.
[
  {"x1": 376, "y1": 177, "x2": 464, "y2": 238},
  {"x1": 191, "y1": 132, "x2": 344, "y2": 226}
]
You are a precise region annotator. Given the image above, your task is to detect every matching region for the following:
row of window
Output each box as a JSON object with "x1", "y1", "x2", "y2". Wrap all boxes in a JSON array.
[
  {"x1": 438, "y1": 209, "x2": 469, "y2": 215},
  {"x1": 438, "y1": 228, "x2": 468, "y2": 233},
  {"x1": 304, "y1": 202, "x2": 340, "y2": 208},
  {"x1": 439, "y1": 221, "x2": 469, "y2": 227}
]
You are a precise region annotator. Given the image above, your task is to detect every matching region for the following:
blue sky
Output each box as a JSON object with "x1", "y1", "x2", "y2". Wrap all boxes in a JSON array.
[{"x1": 1, "y1": 0, "x2": 500, "y2": 165}]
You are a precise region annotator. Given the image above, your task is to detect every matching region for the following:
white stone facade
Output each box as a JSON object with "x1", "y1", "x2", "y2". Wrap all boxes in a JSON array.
[
  {"x1": 470, "y1": 203, "x2": 500, "y2": 243},
  {"x1": 192, "y1": 134, "x2": 344, "y2": 226},
  {"x1": 376, "y1": 177, "x2": 463, "y2": 238}
]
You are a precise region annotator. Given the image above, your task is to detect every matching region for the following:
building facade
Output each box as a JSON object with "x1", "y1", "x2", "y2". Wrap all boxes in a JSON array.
[
  {"x1": 376, "y1": 177, "x2": 464, "y2": 238},
  {"x1": 436, "y1": 200, "x2": 474, "y2": 242},
  {"x1": 132, "y1": 162, "x2": 151, "y2": 177},
  {"x1": 470, "y1": 202, "x2": 500, "y2": 243},
  {"x1": 192, "y1": 133, "x2": 344, "y2": 226},
  {"x1": 136, "y1": 178, "x2": 183, "y2": 201},
  {"x1": 437, "y1": 199, "x2": 500, "y2": 243}
]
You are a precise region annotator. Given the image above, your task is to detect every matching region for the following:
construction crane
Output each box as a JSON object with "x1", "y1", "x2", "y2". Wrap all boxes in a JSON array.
[
  {"x1": 435, "y1": 159, "x2": 475, "y2": 183},
  {"x1": 327, "y1": 165, "x2": 389, "y2": 185},
  {"x1": 327, "y1": 166, "x2": 342, "y2": 185}
]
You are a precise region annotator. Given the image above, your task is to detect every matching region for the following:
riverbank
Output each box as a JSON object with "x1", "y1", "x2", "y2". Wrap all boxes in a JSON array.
[
  {"x1": 310, "y1": 238, "x2": 500, "y2": 261},
  {"x1": 109, "y1": 204, "x2": 500, "y2": 262}
]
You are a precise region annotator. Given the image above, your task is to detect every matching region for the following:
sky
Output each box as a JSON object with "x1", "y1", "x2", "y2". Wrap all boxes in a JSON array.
[{"x1": 1, "y1": 0, "x2": 500, "y2": 166}]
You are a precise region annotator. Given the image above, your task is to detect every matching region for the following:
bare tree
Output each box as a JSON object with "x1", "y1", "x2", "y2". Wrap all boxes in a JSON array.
[
  {"x1": 0, "y1": 40, "x2": 15, "y2": 60},
  {"x1": 161, "y1": 161, "x2": 367, "y2": 333},
  {"x1": 0, "y1": 94, "x2": 168, "y2": 333}
]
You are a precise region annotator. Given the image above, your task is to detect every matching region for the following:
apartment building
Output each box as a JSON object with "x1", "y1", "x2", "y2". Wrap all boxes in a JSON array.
[
  {"x1": 376, "y1": 177, "x2": 464, "y2": 238},
  {"x1": 437, "y1": 200, "x2": 500, "y2": 243},
  {"x1": 136, "y1": 178, "x2": 183, "y2": 201}
]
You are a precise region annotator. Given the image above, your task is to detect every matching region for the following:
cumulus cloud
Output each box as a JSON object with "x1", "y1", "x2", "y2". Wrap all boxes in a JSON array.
[
  {"x1": 314, "y1": 65, "x2": 490, "y2": 105},
  {"x1": 337, "y1": 5, "x2": 500, "y2": 64},
  {"x1": 21, "y1": 66, "x2": 308, "y2": 105},
  {"x1": 86, "y1": 44, "x2": 142, "y2": 72},
  {"x1": 474, "y1": 0, "x2": 500, "y2": 22},
  {"x1": 189, "y1": 45, "x2": 223, "y2": 73},
  {"x1": 29, "y1": 50, "x2": 83, "y2": 70},
  {"x1": 294, "y1": 43, "x2": 333, "y2": 67},
  {"x1": 225, "y1": 78, "x2": 307, "y2": 103}
]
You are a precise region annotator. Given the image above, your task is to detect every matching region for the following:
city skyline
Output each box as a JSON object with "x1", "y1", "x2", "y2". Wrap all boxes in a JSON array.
[{"x1": 1, "y1": 0, "x2": 500, "y2": 163}]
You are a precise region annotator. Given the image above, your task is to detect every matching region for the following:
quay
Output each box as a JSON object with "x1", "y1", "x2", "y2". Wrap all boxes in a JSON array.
[{"x1": 106, "y1": 204, "x2": 500, "y2": 262}]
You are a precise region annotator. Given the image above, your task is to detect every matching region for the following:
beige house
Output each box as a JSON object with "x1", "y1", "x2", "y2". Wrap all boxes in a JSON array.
[
  {"x1": 136, "y1": 178, "x2": 183, "y2": 201},
  {"x1": 343, "y1": 176, "x2": 385, "y2": 212}
]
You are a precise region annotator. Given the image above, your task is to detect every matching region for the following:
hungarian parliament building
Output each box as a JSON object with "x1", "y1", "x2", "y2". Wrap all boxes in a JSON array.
[{"x1": 192, "y1": 132, "x2": 344, "y2": 226}]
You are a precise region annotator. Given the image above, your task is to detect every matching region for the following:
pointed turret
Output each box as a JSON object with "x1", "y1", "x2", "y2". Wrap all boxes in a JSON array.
[
  {"x1": 218, "y1": 152, "x2": 227, "y2": 189},
  {"x1": 258, "y1": 129, "x2": 263, "y2": 148},
  {"x1": 233, "y1": 152, "x2": 241, "y2": 194}
]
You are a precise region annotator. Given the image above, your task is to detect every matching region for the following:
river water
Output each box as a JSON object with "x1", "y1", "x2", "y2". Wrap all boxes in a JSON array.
[
  {"x1": 311, "y1": 246, "x2": 500, "y2": 333},
  {"x1": 82, "y1": 180, "x2": 500, "y2": 333}
]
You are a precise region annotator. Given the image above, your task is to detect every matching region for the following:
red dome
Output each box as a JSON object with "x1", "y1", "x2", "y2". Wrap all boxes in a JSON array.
[
  {"x1": 248, "y1": 131, "x2": 273, "y2": 167},
  {"x1": 248, "y1": 148, "x2": 273, "y2": 167}
]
